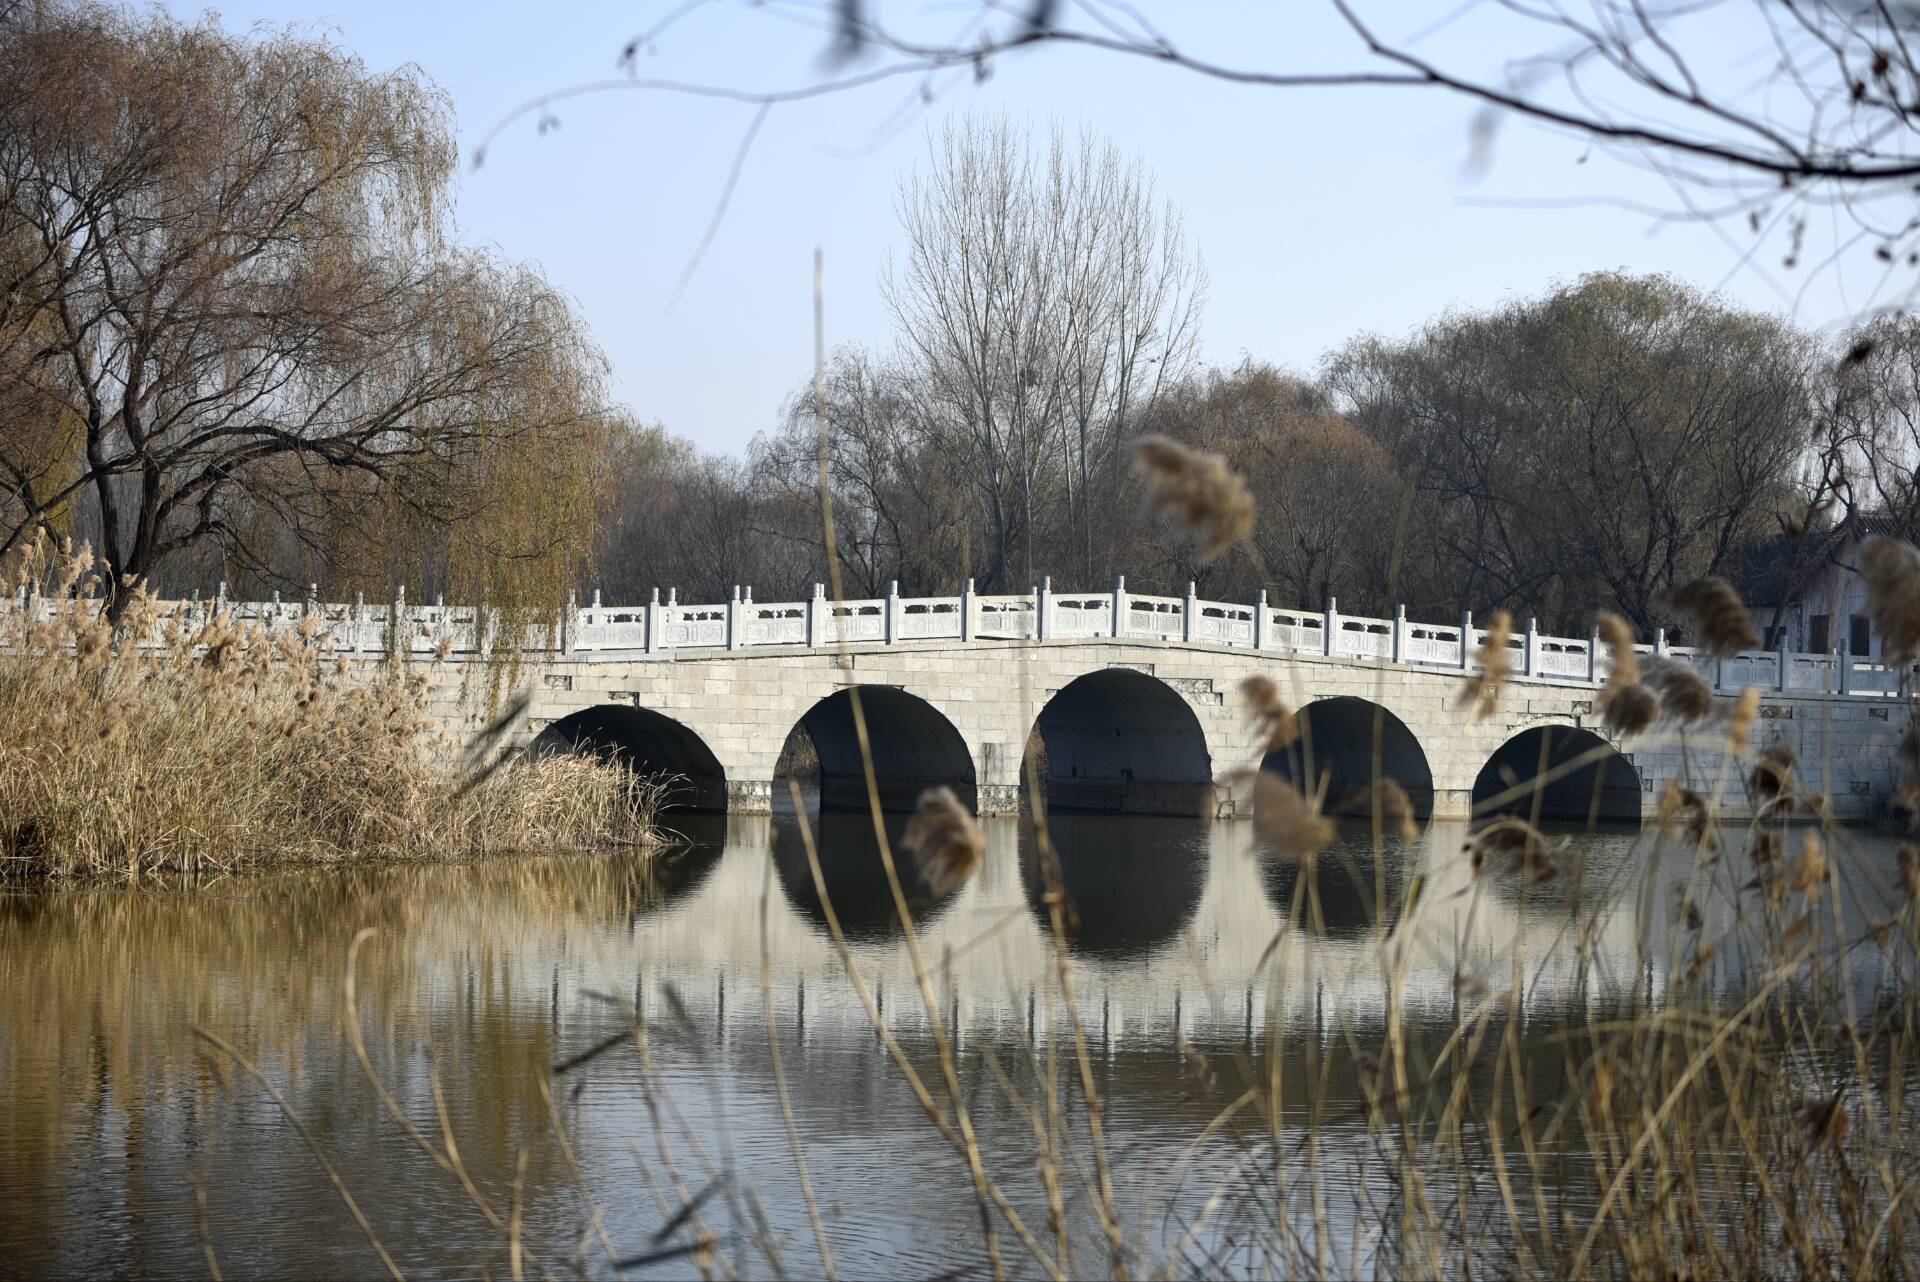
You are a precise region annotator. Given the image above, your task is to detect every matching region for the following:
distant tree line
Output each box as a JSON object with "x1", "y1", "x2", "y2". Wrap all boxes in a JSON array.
[{"x1": 594, "y1": 117, "x2": 1915, "y2": 637}]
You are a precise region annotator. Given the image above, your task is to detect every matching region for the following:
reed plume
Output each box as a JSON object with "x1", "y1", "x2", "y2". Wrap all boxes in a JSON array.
[
  {"x1": 901, "y1": 786, "x2": 984, "y2": 895},
  {"x1": 1132, "y1": 435, "x2": 1254, "y2": 563},
  {"x1": 1239, "y1": 674, "x2": 1298, "y2": 750},
  {"x1": 1642, "y1": 657, "x2": 1712, "y2": 724},
  {"x1": 1469, "y1": 817, "x2": 1558, "y2": 884},
  {"x1": 1457, "y1": 610, "x2": 1513, "y2": 719},
  {"x1": 1668, "y1": 577, "x2": 1760, "y2": 657},
  {"x1": 1726, "y1": 686, "x2": 1760, "y2": 755},
  {"x1": 1596, "y1": 612, "x2": 1656, "y2": 736},
  {"x1": 1252, "y1": 771, "x2": 1333, "y2": 863},
  {"x1": 1861, "y1": 535, "x2": 1920, "y2": 667},
  {"x1": 1753, "y1": 740, "x2": 1797, "y2": 808}
]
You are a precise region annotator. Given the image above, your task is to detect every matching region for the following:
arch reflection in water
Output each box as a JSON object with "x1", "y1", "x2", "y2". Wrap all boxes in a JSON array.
[
  {"x1": 1019, "y1": 814, "x2": 1211, "y2": 959},
  {"x1": 628, "y1": 814, "x2": 726, "y2": 918},
  {"x1": 1259, "y1": 823, "x2": 1416, "y2": 938},
  {"x1": 771, "y1": 811, "x2": 965, "y2": 941}
]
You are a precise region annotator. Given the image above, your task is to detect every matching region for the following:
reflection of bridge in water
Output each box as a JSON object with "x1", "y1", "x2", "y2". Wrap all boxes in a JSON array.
[{"x1": 550, "y1": 815, "x2": 1680, "y2": 1055}]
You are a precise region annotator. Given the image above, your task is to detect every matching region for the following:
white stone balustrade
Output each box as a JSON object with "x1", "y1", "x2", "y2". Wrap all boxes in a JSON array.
[{"x1": 4, "y1": 575, "x2": 1910, "y2": 700}]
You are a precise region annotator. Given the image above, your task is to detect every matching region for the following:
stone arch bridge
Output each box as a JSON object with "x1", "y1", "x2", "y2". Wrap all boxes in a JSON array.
[
  {"x1": 56, "y1": 578, "x2": 1907, "y2": 824},
  {"x1": 378, "y1": 580, "x2": 1907, "y2": 826}
]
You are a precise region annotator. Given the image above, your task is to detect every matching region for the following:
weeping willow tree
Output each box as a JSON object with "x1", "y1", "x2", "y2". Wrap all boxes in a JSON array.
[{"x1": 0, "y1": 2, "x2": 615, "y2": 620}]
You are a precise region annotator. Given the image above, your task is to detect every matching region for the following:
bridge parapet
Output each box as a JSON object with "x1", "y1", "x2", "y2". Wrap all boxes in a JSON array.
[{"x1": 13, "y1": 575, "x2": 1907, "y2": 701}]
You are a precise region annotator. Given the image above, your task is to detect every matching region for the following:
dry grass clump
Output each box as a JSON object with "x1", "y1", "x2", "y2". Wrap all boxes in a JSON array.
[
  {"x1": 1861, "y1": 534, "x2": 1920, "y2": 667},
  {"x1": 1668, "y1": 575, "x2": 1760, "y2": 656},
  {"x1": 1132, "y1": 435, "x2": 1253, "y2": 563},
  {"x1": 1456, "y1": 609, "x2": 1513, "y2": 719},
  {"x1": 0, "y1": 542, "x2": 660, "y2": 880},
  {"x1": 900, "y1": 785, "x2": 984, "y2": 895}
]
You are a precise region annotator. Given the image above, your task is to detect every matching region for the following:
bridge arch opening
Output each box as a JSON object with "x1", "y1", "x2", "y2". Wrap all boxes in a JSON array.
[
  {"x1": 1473, "y1": 725, "x2": 1642, "y2": 825},
  {"x1": 781, "y1": 686, "x2": 976, "y2": 813},
  {"x1": 1265, "y1": 697, "x2": 1434, "y2": 820},
  {"x1": 531, "y1": 705, "x2": 727, "y2": 813},
  {"x1": 1025, "y1": 668, "x2": 1213, "y2": 817}
]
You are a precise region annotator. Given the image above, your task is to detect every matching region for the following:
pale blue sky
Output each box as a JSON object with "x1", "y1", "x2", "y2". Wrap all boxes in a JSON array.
[{"x1": 172, "y1": 1, "x2": 1864, "y2": 455}]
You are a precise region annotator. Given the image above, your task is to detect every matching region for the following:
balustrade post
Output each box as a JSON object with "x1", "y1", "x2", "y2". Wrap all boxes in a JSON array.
[
  {"x1": 886, "y1": 580, "x2": 901, "y2": 643},
  {"x1": 393, "y1": 586, "x2": 404, "y2": 658},
  {"x1": 727, "y1": 586, "x2": 742, "y2": 651},
  {"x1": 806, "y1": 583, "x2": 823, "y2": 647},
  {"x1": 1459, "y1": 610, "x2": 1473, "y2": 671},
  {"x1": 1037, "y1": 576, "x2": 1052, "y2": 641},
  {"x1": 960, "y1": 578, "x2": 975, "y2": 642},
  {"x1": 1524, "y1": 617, "x2": 1539, "y2": 677},
  {"x1": 1323, "y1": 596, "x2": 1339, "y2": 658},
  {"x1": 1588, "y1": 624, "x2": 1602, "y2": 685},
  {"x1": 305, "y1": 583, "x2": 317, "y2": 618},
  {"x1": 562, "y1": 591, "x2": 576, "y2": 655},
  {"x1": 1653, "y1": 627, "x2": 1667, "y2": 657},
  {"x1": 1181, "y1": 581, "x2": 1196, "y2": 643},
  {"x1": 1112, "y1": 575, "x2": 1128, "y2": 639},
  {"x1": 353, "y1": 592, "x2": 365, "y2": 655},
  {"x1": 1839, "y1": 641, "x2": 1853, "y2": 695},
  {"x1": 1777, "y1": 623, "x2": 1790, "y2": 692},
  {"x1": 1255, "y1": 589, "x2": 1270, "y2": 651},
  {"x1": 1392, "y1": 604, "x2": 1407, "y2": 664},
  {"x1": 641, "y1": 588, "x2": 659, "y2": 654}
]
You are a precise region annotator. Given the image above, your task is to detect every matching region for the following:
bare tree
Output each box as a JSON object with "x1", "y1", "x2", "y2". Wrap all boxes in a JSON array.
[
  {"x1": 0, "y1": 2, "x2": 609, "y2": 613},
  {"x1": 884, "y1": 116, "x2": 1201, "y2": 590}
]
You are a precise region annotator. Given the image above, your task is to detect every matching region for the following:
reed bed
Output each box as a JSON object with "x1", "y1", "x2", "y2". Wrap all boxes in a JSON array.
[{"x1": 0, "y1": 542, "x2": 664, "y2": 880}]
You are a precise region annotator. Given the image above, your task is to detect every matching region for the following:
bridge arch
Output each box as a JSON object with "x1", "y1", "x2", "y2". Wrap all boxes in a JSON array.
[
  {"x1": 786, "y1": 686, "x2": 976, "y2": 812},
  {"x1": 1026, "y1": 667, "x2": 1213, "y2": 816},
  {"x1": 1473, "y1": 723, "x2": 1642, "y2": 825},
  {"x1": 1265, "y1": 697, "x2": 1435, "y2": 820},
  {"x1": 531, "y1": 705, "x2": 727, "y2": 812}
]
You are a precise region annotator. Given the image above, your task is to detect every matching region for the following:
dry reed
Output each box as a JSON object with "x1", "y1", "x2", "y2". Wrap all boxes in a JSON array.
[
  {"x1": 900, "y1": 785, "x2": 985, "y2": 895},
  {"x1": 0, "y1": 541, "x2": 662, "y2": 880},
  {"x1": 1861, "y1": 534, "x2": 1920, "y2": 667},
  {"x1": 1668, "y1": 576, "x2": 1761, "y2": 656},
  {"x1": 1132, "y1": 435, "x2": 1254, "y2": 563},
  {"x1": 1457, "y1": 609, "x2": 1513, "y2": 719}
]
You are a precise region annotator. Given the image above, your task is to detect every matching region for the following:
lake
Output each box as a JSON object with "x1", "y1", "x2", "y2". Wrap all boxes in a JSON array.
[{"x1": 0, "y1": 813, "x2": 1907, "y2": 1279}]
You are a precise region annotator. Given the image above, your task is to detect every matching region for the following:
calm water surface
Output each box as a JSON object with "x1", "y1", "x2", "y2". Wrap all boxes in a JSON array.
[{"x1": 0, "y1": 814, "x2": 1907, "y2": 1279}]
